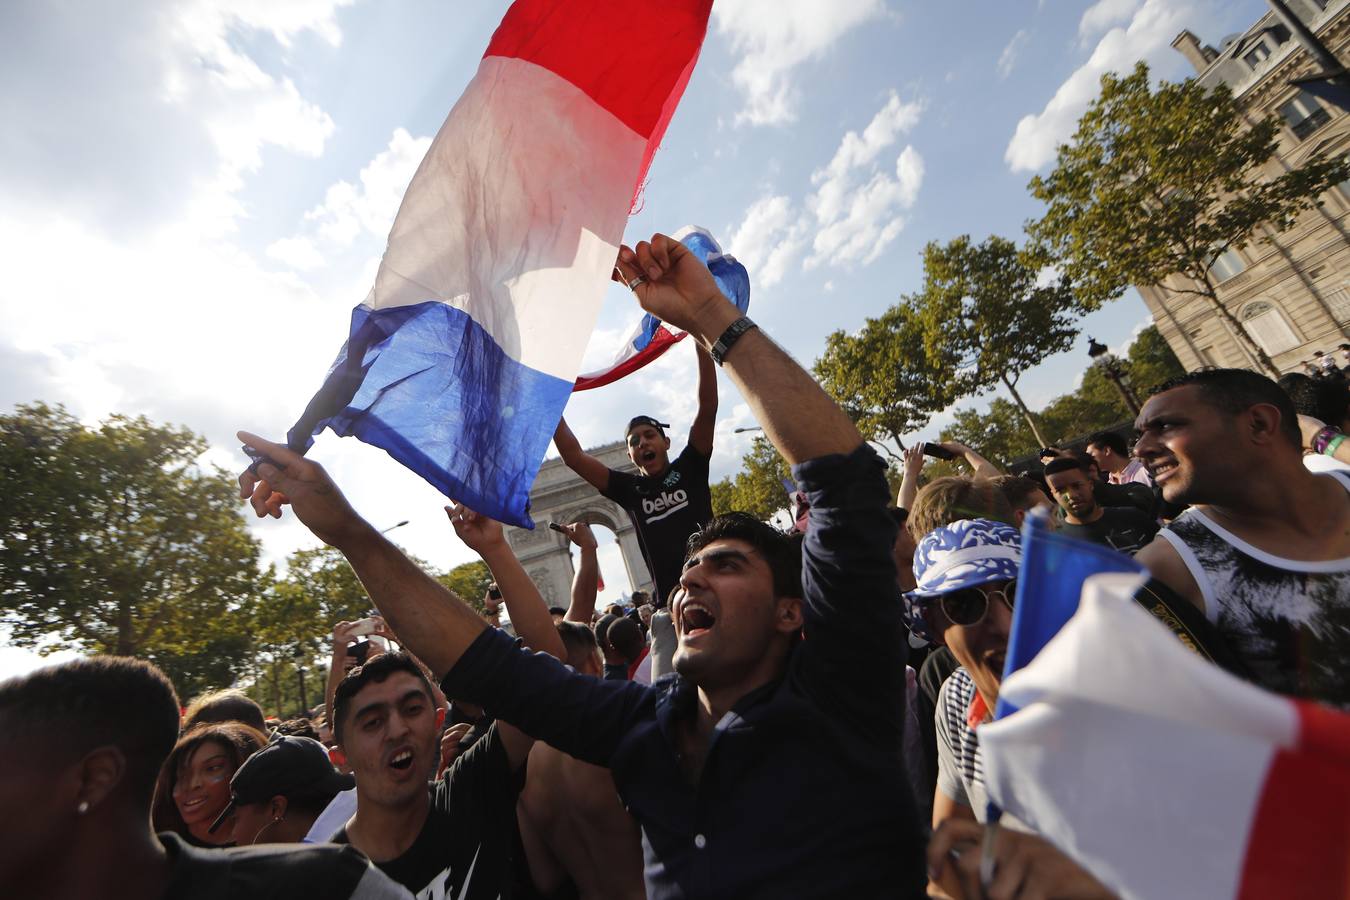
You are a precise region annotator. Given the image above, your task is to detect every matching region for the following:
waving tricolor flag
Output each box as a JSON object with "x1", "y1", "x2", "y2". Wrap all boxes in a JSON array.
[
  {"x1": 980, "y1": 575, "x2": 1350, "y2": 900},
  {"x1": 573, "y1": 226, "x2": 749, "y2": 392},
  {"x1": 287, "y1": 0, "x2": 712, "y2": 527}
]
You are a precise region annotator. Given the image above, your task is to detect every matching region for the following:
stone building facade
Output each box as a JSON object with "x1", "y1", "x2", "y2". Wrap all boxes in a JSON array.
[
  {"x1": 1148, "y1": 0, "x2": 1350, "y2": 373},
  {"x1": 502, "y1": 440, "x2": 653, "y2": 608}
]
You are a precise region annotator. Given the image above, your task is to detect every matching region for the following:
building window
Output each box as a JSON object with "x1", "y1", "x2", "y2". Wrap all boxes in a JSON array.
[
  {"x1": 1241, "y1": 301, "x2": 1302, "y2": 355},
  {"x1": 1244, "y1": 42, "x2": 1271, "y2": 68},
  {"x1": 1328, "y1": 284, "x2": 1350, "y2": 322},
  {"x1": 1209, "y1": 247, "x2": 1246, "y2": 282},
  {"x1": 1279, "y1": 91, "x2": 1331, "y2": 140}
]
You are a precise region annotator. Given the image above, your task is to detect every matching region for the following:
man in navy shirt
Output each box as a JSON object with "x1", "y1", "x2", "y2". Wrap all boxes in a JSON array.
[{"x1": 239, "y1": 231, "x2": 927, "y2": 898}]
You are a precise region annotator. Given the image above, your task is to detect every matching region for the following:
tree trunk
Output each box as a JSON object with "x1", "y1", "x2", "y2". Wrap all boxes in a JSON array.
[
  {"x1": 115, "y1": 599, "x2": 135, "y2": 657},
  {"x1": 1000, "y1": 373, "x2": 1051, "y2": 448},
  {"x1": 1200, "y1": 284, "x2": 1281, "y2": 378}
]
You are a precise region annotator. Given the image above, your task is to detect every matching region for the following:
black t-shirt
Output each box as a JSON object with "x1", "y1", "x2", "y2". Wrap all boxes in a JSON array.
[
  {"x1": 600, "y1": 444, "x2": 713, "y2": 603},
  {"x1": 1057, "y1": 505, "x2": 1159, "y2": 555},
  {"x1": 333, "y1": 724, "x2": 519, "y2": 900},
  {"x1": 158, "y1": 831, "x2": 406, "y2": 899}
]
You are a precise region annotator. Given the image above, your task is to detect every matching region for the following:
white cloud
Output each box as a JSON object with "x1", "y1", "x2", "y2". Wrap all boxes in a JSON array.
[
  {"x1": 727, "y1": 195, "x2": 808, "y2": 289},
  {"x1": 998, "y1": 29, "x2": 1030, "y2": 79},
  {"x1": 726, "y1": 92, "x2": 925, "y2": 284},
  {"x1": 805, "y1": 94, "x2": 924, "y2": 269},
  {"x1": 1078, "y1": 0, "x2": 1142, "y2": 41},
  {"x1": 303, "y1": 128, "x2": 431, "y2": 246},
  {"x1": 1005, "y1": 0, "x2": 1194, "y2": 172},
  {"x1": 713, "y1": 0, "x2": 889, "y2": 126},
  {"x1": 267, "y1": 236, "x2": 326, "y2": 271}
]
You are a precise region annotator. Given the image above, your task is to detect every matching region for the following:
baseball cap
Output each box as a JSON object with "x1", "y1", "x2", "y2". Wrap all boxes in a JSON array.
[
  {"x1": 625, "y1": 415, "x2": 669, "y2": 438},
  {"x1": 208, "y1": 736, "x2": 354, "y2": 834},
  {"x1": 903, "y1": 519, "x2": 1021, "y2": 640}
]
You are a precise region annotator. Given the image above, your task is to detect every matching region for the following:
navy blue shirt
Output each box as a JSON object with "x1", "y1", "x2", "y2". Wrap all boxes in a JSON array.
[{"x1": 444, "y1": 444, "x2": 926, "y2": 899}]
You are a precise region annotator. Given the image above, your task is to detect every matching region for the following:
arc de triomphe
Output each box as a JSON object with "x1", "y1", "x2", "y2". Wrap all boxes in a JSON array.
[{"x1": 503, "y1": 440, "x2": 653, "y2": 608}]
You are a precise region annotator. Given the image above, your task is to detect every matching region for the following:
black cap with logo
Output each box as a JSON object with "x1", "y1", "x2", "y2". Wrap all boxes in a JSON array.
[{"x1": 208, "y1": 736, "x2": 354, "y2": 834}]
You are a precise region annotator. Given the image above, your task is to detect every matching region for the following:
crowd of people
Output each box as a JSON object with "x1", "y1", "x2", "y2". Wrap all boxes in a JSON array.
[{"x1": 7, "y1": 233, "x2": 1348, "y2": 899}]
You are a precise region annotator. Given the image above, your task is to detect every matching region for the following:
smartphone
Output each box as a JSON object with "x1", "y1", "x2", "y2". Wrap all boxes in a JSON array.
[
  {"x1": 347, "y1": 639, "x2": 372, "y2": 664},
  {"x1": 488, "y1": 584, "x2": 502, "y2": 600},
  {"x1": 548, "y1": 522, "x2": 567, "y2": 534},
  {"x1": 921, "y1": 442, "x2": 957, "y2": 460},
  {"x1": 348, "y1": 616, "x2": 381, "y2": 637}
]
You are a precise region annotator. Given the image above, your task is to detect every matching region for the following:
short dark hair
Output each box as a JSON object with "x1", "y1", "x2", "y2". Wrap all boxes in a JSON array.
[
  {"x1": 1044, "y1": 457, "x2": 1088, "y2": 477},
  {"x1": 594, "y1": 613, "x2": 620, "y2": 650},
  {"x1": 1152, "y1": 369, "x2": 1301, "y2": 447},
  {"x1": 556, "y1": 621, "x2": 599, "y2": 670},
  {"x1": 991, "y1": 475, "x2": 1047, "y2": 510},
  {"x1": 332, "y1": 652, "x2": 434, "y2": 745},
  {"x1": 629, "y1": 590, "x2": 650, "y2": 605},
  {"x1": 182, "y1": 689, "x2": 267, "y2": 735},
  {"x1": 685, "y1": 512, "x2": 804, "y2": 599},
  {"x1": 0, "y1": 657, "x2": 180, "y2": 815},
  {"x1": 547, "y1": 606, "x2": 568, "y2": 617},
  {"x1": 1086, "y1": 431, "x2": 1128, "y2": 457},
  {"x1": 152, "y1": 721, "x2": 268, "y2": 834},
  {"x1": 887, "y1": 507, "x2": 909, "y2": 527},
  {"x1": 606, "y1": 617, "x2": 646, "y2": 663},
  {"x1": 273, "y1": 717, "x2": 320, "y2": 741}
]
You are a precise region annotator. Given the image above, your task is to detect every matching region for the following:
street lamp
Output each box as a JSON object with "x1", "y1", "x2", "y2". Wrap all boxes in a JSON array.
[
  {"x1": 733, "y1": 426, "x2": 763, "y2": 434},
  {"x1": 1087, "y1": 337, "x2": 1142, "y2": 416}
]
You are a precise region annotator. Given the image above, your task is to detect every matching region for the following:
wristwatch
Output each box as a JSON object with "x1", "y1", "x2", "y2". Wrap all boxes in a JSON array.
[{"x1": 710, "y1": 316, "x2": 757, "y2": 366}]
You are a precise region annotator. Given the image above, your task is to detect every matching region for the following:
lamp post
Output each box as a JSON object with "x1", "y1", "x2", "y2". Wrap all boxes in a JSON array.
[{"x1": 1087, "y1": 337, "x2": 1142, "y2": 416}]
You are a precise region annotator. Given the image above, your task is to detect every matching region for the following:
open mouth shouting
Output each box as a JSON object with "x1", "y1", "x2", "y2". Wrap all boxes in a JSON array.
[
  {"x1": 679, "y1": 599, "x2": 717, "y2": 639},
  {"x1": 386, "y1": 745, "x2": 417, "y2": 775}
]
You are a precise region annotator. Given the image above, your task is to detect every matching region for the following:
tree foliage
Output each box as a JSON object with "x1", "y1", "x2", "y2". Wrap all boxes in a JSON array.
[
  {"x1": 1028, "y1": 62, "x2": 1350, "y2": 377},
  {"x1": 708, "y1": 436, "x2": 793, "y2": 522},
  {"x1": 913, "y1": 234, "x2": 1081, "y2": 446},
  {"x1": 0, "y1": 404, "x2": 265, "y2": 675},
  {"x1": 438, "y1": 560, "x2": 493, "y2": 614},
  {"x1": 938, "y1": 325, "x2": 1186, "y2": 466},
  {"x1": 814, "y1": 302, "x2": 959, "y2": 449}
]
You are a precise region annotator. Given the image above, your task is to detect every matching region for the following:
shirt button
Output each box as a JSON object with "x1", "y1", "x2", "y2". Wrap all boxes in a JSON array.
[{"x1": 694, "y1": 834, "x2": 707, "y2": 849}]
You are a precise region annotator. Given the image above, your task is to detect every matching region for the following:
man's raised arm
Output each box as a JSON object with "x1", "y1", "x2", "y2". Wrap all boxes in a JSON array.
[
  {"x1": 558, "y1": 522, "x2": 601, "y2": 624},
  {"x1": 688, "y1": 343, "x2": 718, "y2": 456},
  {"x1": 553, "y1": 417, "x2": 611, "y2": 492},
  {"x1": 237, "y1": 432, "x2": 487, "y2": 681},
  {"x1": 615, "y1": 236, "x2": 860, "y2": 463}
]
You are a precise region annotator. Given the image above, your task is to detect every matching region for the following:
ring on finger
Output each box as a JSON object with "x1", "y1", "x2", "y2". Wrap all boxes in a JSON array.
[{"x1": 626, "y1": 274, "x2": 646, "y2": 291}]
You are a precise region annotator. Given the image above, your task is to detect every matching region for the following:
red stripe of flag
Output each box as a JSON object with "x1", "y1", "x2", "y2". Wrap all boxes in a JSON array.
[
  {"x1": 484, "y1": 0, "x2": 713, "y2": 191},
  {"x1": 1237, "y1": 700, "x2": 1350, "y2": 900},
  {"x1": 573, "y1": 327, "x2": 688, "y2": 392}
]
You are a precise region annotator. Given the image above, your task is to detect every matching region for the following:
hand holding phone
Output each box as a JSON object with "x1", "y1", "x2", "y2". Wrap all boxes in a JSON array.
[{"x1": 922, "y1": 442, "x2": 957, "y2": 460}]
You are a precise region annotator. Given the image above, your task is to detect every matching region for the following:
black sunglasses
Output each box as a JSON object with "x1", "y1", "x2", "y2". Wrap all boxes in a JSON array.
[{"x1": 938, "y1": 580, "x2": 1016, "y2": 628}]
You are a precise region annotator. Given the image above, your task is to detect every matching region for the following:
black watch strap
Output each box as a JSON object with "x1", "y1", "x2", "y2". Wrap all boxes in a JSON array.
[{"x1": 710, "y1": 316, "x2": 757, "y2": 366}]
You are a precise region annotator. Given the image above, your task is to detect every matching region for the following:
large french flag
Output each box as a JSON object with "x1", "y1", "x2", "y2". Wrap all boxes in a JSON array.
[
  {"x1": 980, "y1": 574, "x2": 1350, "y2": 900},
  {"x1": 573, "y1": 226, "x2": 749, "y2": 392},
  {"x1": 287, "y1": 1, "x2": 713, "y2": 527}
]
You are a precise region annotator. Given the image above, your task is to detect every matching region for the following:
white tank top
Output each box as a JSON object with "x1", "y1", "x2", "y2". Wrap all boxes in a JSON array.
[{"x1": 1158, "y1": 471, "x2": 1350, "y2": 708}]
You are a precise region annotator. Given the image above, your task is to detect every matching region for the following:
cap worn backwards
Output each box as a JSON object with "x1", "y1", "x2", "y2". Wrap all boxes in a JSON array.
[{"x1": 626, "y1": 415, "x2": 670, "y2": 438}]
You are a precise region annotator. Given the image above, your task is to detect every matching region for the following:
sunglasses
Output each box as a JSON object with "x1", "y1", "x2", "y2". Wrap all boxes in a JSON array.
[{"x1": 934, "y1": 579, "x2": 1016, "y2": 630}]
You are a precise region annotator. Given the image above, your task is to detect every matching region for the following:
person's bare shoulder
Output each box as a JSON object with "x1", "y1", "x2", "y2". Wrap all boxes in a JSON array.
[{"x1": 1135, "y1": 535, "x2": 1203, "y2": 612}]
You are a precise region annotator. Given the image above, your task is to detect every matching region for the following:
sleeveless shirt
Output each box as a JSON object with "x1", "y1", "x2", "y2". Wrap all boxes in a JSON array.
[{"x1": 1158, "y1": 471, "x2": 1350, "y2": 708}]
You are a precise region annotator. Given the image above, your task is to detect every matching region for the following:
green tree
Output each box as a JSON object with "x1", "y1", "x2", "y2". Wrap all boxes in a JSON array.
[
  {"x1": 438, "y1": 560, "x2": 492, "y2": 614},
  {"x1": 0, "y1": 404, "x2": 264, "y2": 674},
  {"x1": 1029, "y1": 62, "x2": 1350, "y2": 378},
  {"x1": 815, "y1": 302, "x2": 959, "y2": 452},
  {"x1": 915, "y1": 235, "x2": 1081, "y2": 448}
]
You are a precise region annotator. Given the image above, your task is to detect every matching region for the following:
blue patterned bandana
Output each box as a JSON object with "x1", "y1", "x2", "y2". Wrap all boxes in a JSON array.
[{"x1": 903, "y1": 519, "x2": 1021, "y2": 641}]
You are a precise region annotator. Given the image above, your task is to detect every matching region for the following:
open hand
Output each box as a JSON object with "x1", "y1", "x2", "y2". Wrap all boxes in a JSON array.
[
  {"x1": 903, "y1": 443, "x2": 926, "y2": 475},
  {"x1": 237, "y1": 431, "x2": 368, "y2": 548}
]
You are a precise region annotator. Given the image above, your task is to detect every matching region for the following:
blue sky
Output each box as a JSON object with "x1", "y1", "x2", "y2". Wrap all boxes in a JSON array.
[{"x1": 0, "y1": 0, "x2": 1272, "y2": 674}]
